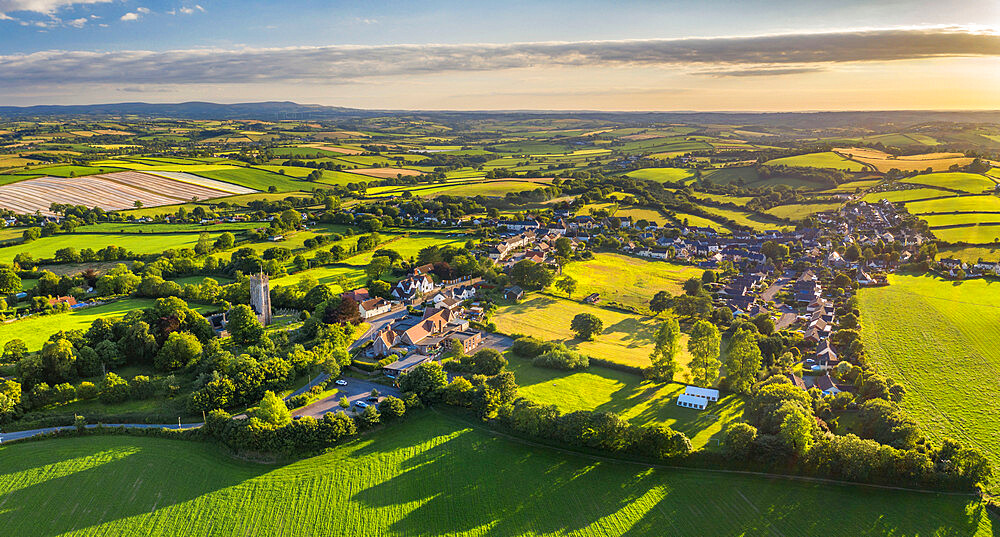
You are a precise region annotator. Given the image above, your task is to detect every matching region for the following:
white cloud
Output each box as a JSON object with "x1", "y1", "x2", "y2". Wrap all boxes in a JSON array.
[
  {"x1": 0, "y1": 27, "x2": 998, "y2": 86},
  {"x1": 135, "y1": 6, "x2": 147, "y2": 13},
  {"x1": 119, "y1": 11, "x2": 136, "y2": 20},
  {"x1": 0, "y1": 0, "x2": 111, "y2": 15},
  {"x1": 66, "y1": 15, "x2": 85, "y2": 26},
  {"x1": 178, "y1": 6, "x2": 191, "y2": 14}
]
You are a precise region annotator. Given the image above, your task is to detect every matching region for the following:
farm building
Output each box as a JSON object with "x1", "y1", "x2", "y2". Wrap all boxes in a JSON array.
[
  {"x1": 676, "y1": 393, "x2": 708, "y2": 410},
  {"x1": 684, "y1": 386, "x2": 719, "y2": 402}
]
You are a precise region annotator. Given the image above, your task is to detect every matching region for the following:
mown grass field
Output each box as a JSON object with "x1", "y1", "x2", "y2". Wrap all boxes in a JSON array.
[
  {"x1": 907, "y1": 195, "x2": 1000, "y2": 214},
  {"x1": 0, "y1": 232, "x2": 229, "y2": 263},
  {"x1": 560, "y1": 253, "x2": 701, "y2": 310},
  {"x1": 920, "y1": 213, "x2": 1000, "y2": 227},
  {"x1": 859, "y1": 275, "x2": 1000, "y2": 492},
  {"x1": 0, "y1": 298, "x2": 212, "y2": 352},
  {"x1": 194, "y1": 167, "x2": 306, "y2": 192},
  {"x1": 623, "y1": 167, "x2": 696, "y2": 183},
  {"x1": 930, "y1": 225, "x2": 1000, "y2": 244},
  {"x1": 494, "y1": 294, "x2": 662, "y2": 367},
  {"x1": 506, "y1": 360, "x2": 740, "y2": 449},
  {"x1": 765, "y1": 202, "x2": 841, "y2": 220},
  {"x1": 862, "y1": 188, "x2": 949, "y2": 204},
  {"x1": 0, "y1": 412, "x2": 990, "y2": 536},
  {"x1": 901, "y1": 172, "x2": 996, "y2": 194},
  {"x1": 700, "y1": 206, "x2": 787, "y2": 231},
  {"x1": 939, "y1": 245, "x2": 1000, "y2": 263},
  {"x1": 764, "y1": 151, "x2": 868, "y2": 171}
]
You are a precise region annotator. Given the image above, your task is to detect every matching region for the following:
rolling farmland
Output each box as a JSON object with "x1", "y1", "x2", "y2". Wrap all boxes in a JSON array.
[
  {"x1": 764, "y1": 151, "x2": 868, "y2": 171},
  {"x1": 900, "y1": 172, "x2": 996, "y2": 193},
  {"x1": 560, "y1": 253, "x2": 701, "y2": 310},
  {"x1": 0, "y1": 413, "x2": 990, "y2": 536}
]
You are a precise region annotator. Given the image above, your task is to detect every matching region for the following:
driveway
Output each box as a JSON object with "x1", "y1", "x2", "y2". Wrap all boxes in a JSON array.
[
  {"x1": 479, "y1": 332, "x2": 514, "y2": 352},
  {"x1": 352, "y1": 308, "x2": 409, "y2": 350},
  {"x1": 292, "y1": 377, "x2": 402, "y2": 420},
  {"x1": 760, "y1": 277, "x2": 789, "y2": 302}
]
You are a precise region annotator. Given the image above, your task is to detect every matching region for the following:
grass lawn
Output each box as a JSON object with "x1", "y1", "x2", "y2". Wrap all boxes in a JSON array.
[
  {"x1": 0, "y1": 412, "x2": 990, "y2": 536},
  {"x1": 0, "y1": 298, "x2": 211, "y2": 352},
  {"x1": 765, "y1": 202, "x2": 842, "y2": 220},
  {"x1": 765, "y1": 152, "x2": 868, "y2": 171},
  {"x1": 0, "y1": 232, "x2": 229, "y2": 264},
  {"x1": 493, "y1": 294, "x2": 663, "y2": 367},
  {"x1": 931, "y1": 225, "x2": 1000, "y2": 244},
  {"x1": 623, "y1": 168, "x2": 697, "y2": 183},
  {"x1": 507, "y1": 359, "x2": 742, "y2": 450},
  {"x1": 560, "y1": 253, "x2": 701, "y2": 310},
  {"x1": 859, "y1": 274, "x2": 1000, "y2": 493},
  {"x1": 901, "y1": 173, "x2": 996, "y2": 194}
]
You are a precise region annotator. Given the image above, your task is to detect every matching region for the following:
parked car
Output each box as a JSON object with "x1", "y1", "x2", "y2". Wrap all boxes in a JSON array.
[
  {"x1": 366, "y1": 396, "x2": 379, "y2": 403},
  {"x1": 335, "y1": 380, "x2": 348, "y2": 386},
  {"x1": 354, "y1": 401, "x2": 369, "y2": 409}
]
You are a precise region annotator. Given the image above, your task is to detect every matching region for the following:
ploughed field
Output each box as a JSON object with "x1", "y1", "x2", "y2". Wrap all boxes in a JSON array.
[
  {"x1": 0, "y1": 171, "x2": 255, "y2": 215},
  {"x1": 858, "y1": 274, "x2": 1000, "y2": 492},
  {"x1": 0, "y1": 411, "x2": 991, "y2": 536}
]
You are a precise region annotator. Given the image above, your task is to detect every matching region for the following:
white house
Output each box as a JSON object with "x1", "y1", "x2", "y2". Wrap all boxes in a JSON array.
[
  {"x1": 684, "y1": 385, "x2": 719, "y2": 402},
  {"x1": 359, "y1": 298, "x2": 392, "y2": 319}
]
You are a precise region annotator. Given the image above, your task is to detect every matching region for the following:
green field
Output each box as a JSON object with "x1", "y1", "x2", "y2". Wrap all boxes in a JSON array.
[
  {"x1": 906, "y1": 195, "x2": 1000, "y2": 214},
  {"x1": 859, "y1": 275, "x2": 1000, "y2": 492},
  {"x1": 765, "y1": 151, "x2": 868, "y2": 171},
  {"x1": 507, "y1": 360, "x2": 741, "y2": 449},
  {"x1": 194, "y1": 167, "x2": 307, "y2": 192},
  {"x1": 624, "y1": 168, "x2": 697, "y2": 183},
  {"x1": 0, "y1": 412, "x2": 990, "y2": 536},
  {"x1": 0, "y1": 298, "x2": 211, "y2": 352},
  {"x1": 560, "y1": 253, "x2": 701, "y2": 310},
  {"x1": 494, "y1": 294, "x2": 662, "y2": 367},
  {"x1": 765, "y1": 202, "x2": 841, "y2": 220},
  {"x1": 931, "y1": 225, "x2": 1000, "y2": 244},
  {"x1": 701, "y1": 206, "x2": 786, "y2": 231},
  {"x1": 670, "y1": 211, "x2": 728, "y2": 230},
  {"x1": 862, "y1": 188, "x2": 949, "y2": 204},
  {"x1": 920, "y1": 214, "x2": 1000, "y2": 227},
  {"x1": 0, "y1": 232, "x2": 228, "y2": 263},
  {"x1": 687, "y1": 192, "x2": 754, "y2": 206},
  {"x1": 901, "y1": 172, "x2": 996, "y2": 194},
  {"x1": 939, "y1": 245, "x2": 1000, "y2": 263}
]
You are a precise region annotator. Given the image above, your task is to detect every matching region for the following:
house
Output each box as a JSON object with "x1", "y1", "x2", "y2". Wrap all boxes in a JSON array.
[
  {"x1": 47, "y1": 296, "x2": 78, "y2": 307},
  {"x1": 785, "y1": 373, "x2": 807, "y2": 390},
  {"x1": 391, "y1": 275, "x2": 435, "y2": 301},
  {"x1": 358, "y1": 298, "x2": 392, "y2": 319},
  {"x1": 452, "y1": 329, "x2": 483, "y2": 354},
  {"x1": 814, "y1": 374, "x2": 842, "y2": 396},
  {"x1": 412, "y1": 263, "x2": 435, "y2": 276},
  {"x1": 583, "y1": 293, "x2": 600, "y2": 304},
  {"x1": 383, "y1": 354, "x2": 434, "y2": 378},
  {"x1": 812, "y1": 340, "x2": 839, "y2": 370},
  {"x1": 676, "y1": 393, "x2": 708, "y2": 410},
  {"x1": 451, "y1": 285, "x2": 477, "y2": 301},
  {"x1": 503, "y1": 286, "x2": 524, "y2": 302},
  {"x1": 684, "y1": 385, "x2": 719, "y2": 402},
  {"x1": 371, "y1": 327, "x2": 399, "y2": 357},
  {"x1": 342, "y1": 288, "x2": 371, "y2": 303}
]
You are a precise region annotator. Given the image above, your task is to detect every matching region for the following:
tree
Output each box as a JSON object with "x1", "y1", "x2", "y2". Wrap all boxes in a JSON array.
[
  {"x1": 379, "y1": 396, "x2": 406, "y2": 419},
  {"x1": 725, "y1": 329, "x2": 763, "y2": 394},
  {"x1": 357, "y1": 404, "x2": 381, "y2": 428},
  {"x1": 256, "y1": 390, "x2": 292, "y2": 426},
  {"x1": 683, "y1": 278, "x2": 703, "y2": 296},
  {"x1": 724, "y1": 423, "x2": 757, "y2": 460},
  {"x1": 190, "y1": 372, "x2": 235, "y2": 411},
  {"x1": 649, "y1": 290, "x2": 672, "y2": 315},
  {"x1": 365, "y1": 256, "x2": 392, "y2": 280},
  {"x1": 778, "y1": 406, "x2": 814, "y2": 455},
  {"x1": 471, "y1": 348, "x2": 507, "y2": 376},
  {"x1": 0, "y1": 267, "x2": 21, "y2": 295},
  {"x1": 570, "y1": 313, "x2": 603, "y2": 341},
  {"x1": 214, "y1": 232, "x2": 235, "y2": 250},
  {"x1": 673, "y1": 294, "x2": 712, "y2": 319},
  {"x1": 228, "y1": 304, "x2": 264, "y2": 345},
  {"x1": 0, "y1": 379, "x2": 21, "y2": 420},
  {"x1": 750, "y1": 313, "x2": 774, "y2": 336},
  {"x1": 509, "y1": 260, "x2": 554, "y2": 290},
  {"x1": 2, "y1": 339, "x2": 27, "y2": 363},
  {"x1": 40, "y1": 338, "x2": 77, "y2": 383},
  {"x1": 687, "y1": 320, "x2": 721, "y2": 388},
  {"x1": 155, "y1": 331, "x2": 203, "y2": 371},
  {"x1": 555, "y1": 276, "x2": 577, "y2": 298},
  {"x1": 398, "y1": 361, "x2": 448, "y2": 401},
  {"x1": 648, "y1": 313, "x2": 680, "y2": 382},
  {"x1": 99, "y1": 372, "x2": 130, "y2": 404},
  {"x1": 339, "y1": 396, "x2": 350, "y2": 409}
]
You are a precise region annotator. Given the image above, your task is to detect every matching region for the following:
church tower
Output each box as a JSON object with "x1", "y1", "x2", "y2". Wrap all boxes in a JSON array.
[{"x1": 249, "y1": 272, "x2": 272, "y2": 326}]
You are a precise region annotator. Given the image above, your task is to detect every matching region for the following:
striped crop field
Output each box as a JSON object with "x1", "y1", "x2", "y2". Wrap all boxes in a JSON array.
[
  {"x1": 0, "y1": 171, "x2": 256, "y2": 215},
  {"x1": 0, "y1": 411, "x2": 989, "y2": 536}
]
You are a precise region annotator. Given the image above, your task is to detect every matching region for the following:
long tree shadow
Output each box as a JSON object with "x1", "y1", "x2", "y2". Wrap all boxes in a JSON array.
[{"x1": 0, "y1": 436, "x2": 268, "y2": 537}]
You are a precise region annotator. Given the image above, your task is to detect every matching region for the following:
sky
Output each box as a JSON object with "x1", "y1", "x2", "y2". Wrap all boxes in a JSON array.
[{"x1": 0, "y1": 0, "x2": 999, "y2": 111}]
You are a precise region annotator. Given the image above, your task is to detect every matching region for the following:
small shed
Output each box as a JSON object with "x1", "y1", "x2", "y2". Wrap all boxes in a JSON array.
[
  {"x1": 684, "y1": 385, "x2": 719, "y2": 402},
  {"x1": 676, "y1": 393, "x2": 708, "y2": 410}
]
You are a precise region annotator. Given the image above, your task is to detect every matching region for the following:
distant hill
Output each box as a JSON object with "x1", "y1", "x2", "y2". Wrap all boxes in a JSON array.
[{"x1": 1, "y1": 101, "x2": 999, "y2": 127}]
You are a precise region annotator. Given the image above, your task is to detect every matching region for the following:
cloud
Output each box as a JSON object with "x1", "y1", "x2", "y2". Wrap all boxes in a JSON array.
[
  {"x1": 66, "y1": 15, "x2": 85, "y2": 26},
  {"x1": 0, "y1": 0, "x2": 111, "y2": 15},
  {"x1": 135, "y1": 6, "x2": 147, "y2": 13},
  {"x1": 0, "y1": 27, "x2": 998, "y2": 86},
  {"x1": 119, "y1": 11, "x2": 136, "y2": 20}
]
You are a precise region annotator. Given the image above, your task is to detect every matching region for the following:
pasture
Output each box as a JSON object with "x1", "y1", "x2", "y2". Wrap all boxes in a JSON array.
[
  {"x1": 0, "y1": 232, "x2": 229, "y2": 264},
  {"x1": 930, "y1": 225, "x2": 1000, "y2": 244},
  {"x1": 859, "y1": 275, "x2": 1000, "y2": 492},
  {"x1": 764, "y1": 152, "x2": 868, "y2": 171},
  {"x1": 700, "y1": 206, "x2": 786, "y2": 231},
  {"x1": 939, "y1": 245, "x2": 1000, "y2": 263},
  {"x1": 901, "y1": 172, "x2": 996, "y2": 194},
  {"x1": 623, "y1": 168, "x2": 697, "y2": 183},
  {"x1": 493, "y1": 294, "x2": 661, "y2": 367},
  {"x1": 193, "y1": 167, "x2": 306, "y2": 192},
  {"x1": 560, "y1": 253, "x2": 701, "y2": 310},
  {"x1": 839, "y1": 148, "x2": 974, "y2": 173},
  {"x1": 765, "y1": 202, "x2": 841, "y2": 220},
  {"x1": 906, "y1": 195, "x2": 1000, "y2": 214},
  {"x1": 0, "y1": 413, "x2": 990, "y2": 536},
  {"x1": 0, "y1": 298, "x2": 211, "y2": 352},
  {"x1": 862, "y1": 188, "x2": 949, "y2": 204},
  {"x1": 506, "y1": 360, "x2": 741, "y2": 450}
]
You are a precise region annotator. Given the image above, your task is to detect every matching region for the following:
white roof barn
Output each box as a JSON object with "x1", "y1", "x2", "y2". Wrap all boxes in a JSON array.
[
  {"x1": 677, "y1": 393, "x2": 708, "y2": 410},
  {"x1": 684, "y1": 386, "x2": 719, "y2": 401}
]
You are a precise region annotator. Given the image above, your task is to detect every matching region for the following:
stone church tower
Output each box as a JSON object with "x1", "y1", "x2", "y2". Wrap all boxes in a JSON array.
[{"x1": 249, "y1": 273, "x2": 272, "y2": 326}]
